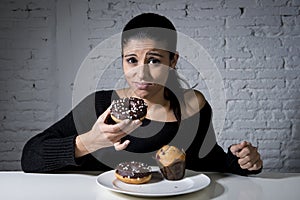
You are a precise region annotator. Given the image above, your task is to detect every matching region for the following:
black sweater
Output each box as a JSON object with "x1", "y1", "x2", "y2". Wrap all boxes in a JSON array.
[{"x1": 21, "y1": 90, "x2": 261, "y2": 175}]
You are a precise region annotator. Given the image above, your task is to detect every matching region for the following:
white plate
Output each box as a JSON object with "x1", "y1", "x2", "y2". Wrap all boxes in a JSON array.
[{"x1": 96, "y1": 169, "x2": 210, "y2": 197}]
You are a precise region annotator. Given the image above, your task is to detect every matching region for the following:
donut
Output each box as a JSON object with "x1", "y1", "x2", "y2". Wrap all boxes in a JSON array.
[
  {"x1": 115, "y1": 161, "x2": 152, "y2": 184},
  {"x1": 110, "y1": 97, "x2": 147, "y2": 123}
]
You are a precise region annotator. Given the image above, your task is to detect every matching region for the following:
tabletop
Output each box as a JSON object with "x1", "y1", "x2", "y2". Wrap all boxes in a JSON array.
[{"x1": 0, "y1": 171, "x2": 299, "y2": 200}]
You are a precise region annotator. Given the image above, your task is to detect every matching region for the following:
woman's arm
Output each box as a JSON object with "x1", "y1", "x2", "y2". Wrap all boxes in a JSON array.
[
  {"x1": 185, "y1": 93, "x2": 262, "y2": 175},
  {"x1": 21, "y1": 112, "x2": 79, "y2": 172},
  {"x1": 21, "y1": 91, "x2": 142, "y2": 172}
]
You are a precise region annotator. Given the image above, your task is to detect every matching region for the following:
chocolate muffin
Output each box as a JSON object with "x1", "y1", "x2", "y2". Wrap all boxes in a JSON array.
[{"x1": 155, "y1": 145, "x2": 186, "y2": 180}]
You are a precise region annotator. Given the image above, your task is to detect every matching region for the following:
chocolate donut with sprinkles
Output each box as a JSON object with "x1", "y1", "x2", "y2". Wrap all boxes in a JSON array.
[
  {"x1": 115, "y1": 161, "x2": 152, "y2": 184},
  {"x1": 110, "y1": 97, "x2": 148, "y2": 123}
]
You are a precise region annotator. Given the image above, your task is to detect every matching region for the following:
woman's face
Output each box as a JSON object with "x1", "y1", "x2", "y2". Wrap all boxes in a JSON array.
[{"x1": 122, "y1": 38, "x2": 177, "y2": 99}]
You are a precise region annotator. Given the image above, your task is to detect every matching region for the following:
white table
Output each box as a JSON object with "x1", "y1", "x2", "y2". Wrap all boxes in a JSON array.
[{"x1": 0, "y1": 171, "x2": 299, "y2": 200}]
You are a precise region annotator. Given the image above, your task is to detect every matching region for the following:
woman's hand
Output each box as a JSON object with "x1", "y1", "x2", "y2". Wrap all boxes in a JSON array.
[
  {"x1": 230, "y1": 141, "x2": 263, "y2": 171},
  {"x1": 75, "y1": 107, "x2": 142, "y2": 157}
]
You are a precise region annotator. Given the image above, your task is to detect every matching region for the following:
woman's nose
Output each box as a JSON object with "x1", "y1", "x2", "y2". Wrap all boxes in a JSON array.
[{"x1": 138, "y1": 63, "x2": 150, "y2": 80}]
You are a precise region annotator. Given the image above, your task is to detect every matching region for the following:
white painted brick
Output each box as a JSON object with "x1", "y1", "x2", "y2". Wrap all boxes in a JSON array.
[
  {"x1": 0, "y1": 152, "x2": 22, "y2": 161},
  {"x1": 190, "y1": 0, "x2": 223, "y2": 9},
  {"x1": 293, "y1": 0, "x2": 300, "y2": 6},
  {"x1": 280, "y1": 7, "x2": 299, "y2": 16},
  {"x1": 0, "y1": 162, "x2": 21, "y2": 170},
  {"x1": 247, "y1": 79, "x2": 285, "y2": 89},
  {"x1": 268, "y1": 121, "x2": 292, "y2": 129},
  {"x1": 285, "y1": 159, "x2": 300, "y2": 171},
  {"x1": 284, "y1": 141, "x2": 300, "y2": 152},
  {"x1": 226, "y1": 90, "x2": 252, "y2": 100},
  {"x1": 253, "y1": 26, "x2": 284, "y2": 37},
  {"x1": 282, "y1": 16, "x2": 297, "y2": 26},
  {"x1": 220, "y1": 131, "x2": 248, "y2": 140},
  {"x1": 273, "y1": 110, "x2": 286, "y2": 120},
  {"x1": 292, "y1": 15, "x2": 300, "y2": 25},
  {"x1": 226, "y1": 110, "x2": 256, "y2": 120},
  {"x1": 259, "y1": 100, "x2": 283, "y2": 111},
  {"x1": 156, "y1": 10, "x2": 187, "y2": 18},
  {"x1": 0, "y1": 49, "x2": 32, "y2": 60},
  {"x1": 0, "y1": 130, "x2": 38, "y2": 143},
  {"x1": 282, "y1": 37, "x2": 300, "y2": 47},
  {"x1": 256, "y1": 110, "x2": 274, "y2": 121},
  {"x1": 286, "y1": 110, "x2": 300, "y2": 120},
  {"x1": 284, "y1": 100, "x2": 300, "y2": 110},
  {"x1": 256, "y1": 69, "x2": 300, "y2": 79},
  {"x1": 189, "y1": 8, "x2": 241, "y2": 19},
  {"x1": 260, "y1": 149, "x2": 281, "y2": 158},
  {"x1": 256, "y1": 130, "x2": 290, "y2": 140},
  {"x1": 187, "y1": 27, "x2": 225, "y2": 37},
  {"x1": 260, "y1": 0, "x2": 290, "y2": 7},
  {"x1": 285, "y1": 56, "x2": 300, "y2": 69},
  {"x1": 243, "y1": 7, "x2": 280, "y2": 17},
  {"x1": 227, "y1": 99, "x2": 259, "y2": 110},
  {"x1": 3, "y1": 121, "x2": 53, "y2": 132},
  {"x1": 0, "y1": 142, "x2": 23, "y2": 152},
  {"x1": 223, "y1": 69, "x2": 256, "y2": 80},
  {"x1": 156, "y1": 0, "x2": 187, "y2": 10},
  {"x1": 292, "y1": 122, "x2": 300, "y2": 140},
  {"x1": 263, "y1": 158, "x2": 283, "y2": 170},
  {"x1": 226, "y1": 37, "x2": 282, "y2": 50},
  {"x1": 87, "y1": 19, "x2": 116, "y2": 28},
  {"x1": 16, "y1": 68, "x2": 52, "y2": 80},
  {"x1": 255, "y1": 16, "x2": 282, "y2": 26},
  {"x1": 13, "y1": 17, "x2": 51, "y2": 29},
  {"x1": 258, "y1": 140, "x2": 281, "y2": 149},
  {"x1": 224, "y1": 0, "x2": 259, "y2": 8},
  {"x1": 0, "y1": 38, "x2": 12, "y2": 48},
  {"x1": 233, "y1": 120, "x2": 267, "y2": 129},
  {"x1": 226, "y1": 57, "x2": 284, "y2": 69},
  {"x1": 175, "y1": 18, "x2": 225, "y2": 27},
  {"x1": 283, "y1": 25, "x2": 300, "y2": 38},
  {"x1": 226, "y1": 18, "x2": 255, "y2": 27},
  {"x1": 224, "y1": 26, "x2": 253, "y2": 36},
  {"x1": 254, "y1": 89, "x2": 299, "y2": 100}
]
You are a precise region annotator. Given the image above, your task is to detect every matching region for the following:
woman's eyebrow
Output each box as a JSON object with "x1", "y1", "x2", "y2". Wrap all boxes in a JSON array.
[
  {"x1": 123, "y1": 53, "x2": 136, "y2": 57},
  {"x1": 146, "y1": 52, "x2": 164, "y2": 57}
]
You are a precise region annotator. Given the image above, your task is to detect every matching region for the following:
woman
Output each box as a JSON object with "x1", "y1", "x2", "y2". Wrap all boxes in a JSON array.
[{"x1": 21, "y1": 13, "x2": 262, "y2": 175}]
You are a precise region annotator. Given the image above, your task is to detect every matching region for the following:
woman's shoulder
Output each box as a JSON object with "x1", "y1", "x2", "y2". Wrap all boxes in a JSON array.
[{"x1": 181, "y1": 89, "x2": 207, "y2": 119}]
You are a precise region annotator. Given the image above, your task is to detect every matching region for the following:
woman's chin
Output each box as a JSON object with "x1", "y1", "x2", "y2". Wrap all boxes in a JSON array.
[{"x1": 132, "y1": 90, "x2": 149, "y2": 99}]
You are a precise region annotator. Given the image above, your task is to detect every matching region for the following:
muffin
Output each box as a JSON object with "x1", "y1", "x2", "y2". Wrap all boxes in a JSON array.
[{"x1": 155, "y1": 145, "x2": 186, "y2": 180}]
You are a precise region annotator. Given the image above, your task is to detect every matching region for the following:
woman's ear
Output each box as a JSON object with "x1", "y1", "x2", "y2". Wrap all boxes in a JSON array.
[{"x1": 170, "y1": 51, "x2": 179, "y2": 69}]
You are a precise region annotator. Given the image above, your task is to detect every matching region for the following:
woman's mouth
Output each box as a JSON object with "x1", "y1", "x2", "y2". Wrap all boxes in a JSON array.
[{"x1": 134, "y1": 82, "x2": 153, "y2": 90}]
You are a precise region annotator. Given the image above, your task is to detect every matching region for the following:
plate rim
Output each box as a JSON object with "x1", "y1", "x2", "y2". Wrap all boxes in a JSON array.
[{"x1": 96, "y1": 169, "x2": 211, "y2": 197}]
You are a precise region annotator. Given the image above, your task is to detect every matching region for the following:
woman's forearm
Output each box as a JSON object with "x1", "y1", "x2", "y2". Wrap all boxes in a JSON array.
[{"x1": 75, "y1": 134, "x2": 91, "y2": 158}]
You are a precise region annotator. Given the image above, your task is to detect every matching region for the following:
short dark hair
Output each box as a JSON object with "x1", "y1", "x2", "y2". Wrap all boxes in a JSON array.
[{"x1": 121, "y1": 13, "x2": 177, "y2": 54}]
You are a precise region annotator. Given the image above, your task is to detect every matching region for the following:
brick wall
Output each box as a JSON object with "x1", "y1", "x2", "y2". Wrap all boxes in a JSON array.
[
  {"x1": 0, "y1": 0, "x2": 299, "y2": 172},
  {"x1": 0, "y1": 0, "x2": 57, "y2": 170}
]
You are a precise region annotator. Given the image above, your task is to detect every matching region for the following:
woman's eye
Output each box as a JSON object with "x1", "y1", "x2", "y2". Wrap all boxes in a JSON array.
[
  {"x1": 126, "y1": 57, "x2": 137, "y2": 64},
  {"x1": 148, "y1": 58, "x2": 161, "y2": 65}
]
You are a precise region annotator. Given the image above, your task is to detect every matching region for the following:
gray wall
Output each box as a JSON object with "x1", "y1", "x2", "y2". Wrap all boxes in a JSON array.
[{"x1": 0, "y1": 0, "x2": 299, "y2": 172}]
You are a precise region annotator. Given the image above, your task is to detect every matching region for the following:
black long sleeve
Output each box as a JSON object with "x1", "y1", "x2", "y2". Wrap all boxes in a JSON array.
[{"x1": 21, "y1": 90, "x2": 262, "y2": 175}]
